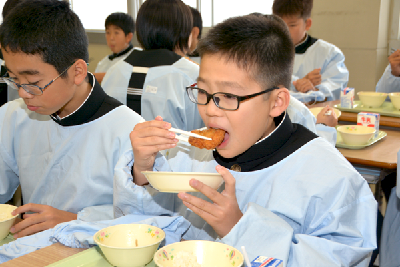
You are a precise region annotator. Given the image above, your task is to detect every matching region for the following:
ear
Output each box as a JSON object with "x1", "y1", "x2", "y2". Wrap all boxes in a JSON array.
[
  {"x1": 125, "y1": 32, "x2": 133, "y2": 44},
  {"x1": 191, "y1": 27, "x2": 200, "y2": 41},
  {"x1": 269, "y1": 88, "x2": 290, "y2": 118},
  {"x1": 72, "y1": 59, "x2": 88, "y2": 85},
  {"x1": 305, "y1": 18, "x2": 312, "y2": 31}
]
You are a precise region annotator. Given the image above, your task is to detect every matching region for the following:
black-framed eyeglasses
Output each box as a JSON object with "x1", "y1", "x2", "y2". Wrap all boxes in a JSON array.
[
  {"x1": 1, "y1": 62, "x2": 75, "y2": 96},
  {"x1": 186, "y1": 84, "x2": 279, "y2": 111}
]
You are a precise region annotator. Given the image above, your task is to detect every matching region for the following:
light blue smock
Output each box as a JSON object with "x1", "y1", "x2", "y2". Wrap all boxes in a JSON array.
[
  {"x1": 0, "y1": 215, "x2": 190, "y2": 263},
  {"x1": 141, "y1": 58, "x2": 205, "y2": 131},
  {"x1": 101, "y1": 56, "x2": 203, "y2": 131},
  {"x1": 287, "y1": 97, "x2": 337, "y2": 146},
  {"x1": 376, "y1": 64, "x2": 400, "y2": 94},
  {"x1": 94, "y1": 47, "x2": 137, "y2": 73},
  {"x1": 114, "y1": 125, "x2": 377, "y2": 266},
  {"x1": 379, "y1": 150, "x2": 400, "y2": 267},
  {"x1": 0, "y1": 98, "x2": 142, "y2": 219},
  {"x1": 291, "y1": 39, "x2": 349, "y2": 101}
]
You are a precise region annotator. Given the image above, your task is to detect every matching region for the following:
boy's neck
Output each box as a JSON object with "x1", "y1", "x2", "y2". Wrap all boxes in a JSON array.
[
  {"x1": 57, "y1": 78, "x2": 92, "y2": 118},
  {"x1": 296, "y1": 33, "x2": 308, "y2": 47}
]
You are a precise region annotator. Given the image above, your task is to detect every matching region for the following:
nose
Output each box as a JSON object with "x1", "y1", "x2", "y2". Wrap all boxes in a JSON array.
[
  {"x1": 18, "y1": 87, "x2": 34, "y2": 99},
  {"x1": 204, "y1": 97, "x2": 222, "y2": 117}
]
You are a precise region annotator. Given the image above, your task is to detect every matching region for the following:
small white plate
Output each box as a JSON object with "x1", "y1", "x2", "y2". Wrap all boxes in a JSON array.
[{"x1": 142, "y1": 171, "x2": 224, "y2": 193}]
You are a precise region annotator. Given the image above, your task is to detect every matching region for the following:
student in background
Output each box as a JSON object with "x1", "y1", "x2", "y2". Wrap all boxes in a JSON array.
[
  {"x1": 0, "y1": 0, "x2": 24, "y2": 106},
  {"x1": 101, "y1": 0, "x2": 204, "y2": 131},
  {"x1": 94, "y1": 12, "x2": 137, "y2": 83},
  {"x1": 380, "y1": 160, "x2": 400, "y2": 267},
  {"x1": 376, "y1": 49, "x2": 400, "y2": 94},
  {"x1": 187, "y1": 6, "x2": 202, "y2": 64},
  {"x1": 115, "y1": 14, "x2": 376, "y2": 266},
  {"x1": 273, "y1": 0, "x2": 349, "y2": 101},
  {"x1": 0, "y1": 0, "x2": 142, "y2": 238}
]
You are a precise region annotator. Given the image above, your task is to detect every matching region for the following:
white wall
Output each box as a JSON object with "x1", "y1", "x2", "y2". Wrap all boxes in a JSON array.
[{"x1": 308, "y1": 0, "x2": 391, "y2": 93}]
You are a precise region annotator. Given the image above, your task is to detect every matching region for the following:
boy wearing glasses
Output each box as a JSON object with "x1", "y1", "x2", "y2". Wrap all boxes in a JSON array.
[
  {"x1": 114, "y1": 15, "x2": 376, "y2": 266},
  {"x1": 0, "y1": 0, "x2": 142, "y2": 238}
]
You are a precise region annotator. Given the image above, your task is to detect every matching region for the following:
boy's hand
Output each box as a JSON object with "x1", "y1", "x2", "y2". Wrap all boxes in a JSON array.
[
  {"x1": 10, "y1": 204, "x2": 77, "y2": 238},
  {"x1": 305, "y1": 68, "x2": 321, "y2": 86},
  {"x1": 130, "y1": 116, "x2": 178, "y2": 185},
  {"x1": 178, "y1": 165, "x2": 243, "y2": 238},
  {"x1": 316, "y1": 105, "x2": 338, "y2": 127},
  {"x1": 389, "y1": 49, "x2": 400, "y2": 77},
  {"x1": 293, "y1": 78, "x2": 317, "y2": 93}
]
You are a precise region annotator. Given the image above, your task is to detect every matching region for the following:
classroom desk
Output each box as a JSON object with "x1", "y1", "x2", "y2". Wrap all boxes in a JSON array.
[
  {"x1": 0, "y1": 243, "x2": 85, "y2": 267},
  {"x1": 308, "y1": 100, "x2": 400, "y2": 128}
]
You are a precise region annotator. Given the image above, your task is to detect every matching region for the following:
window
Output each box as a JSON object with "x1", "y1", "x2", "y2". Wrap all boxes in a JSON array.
[{"x1": 69, "y1": 0, "x2": 127, "y2": 31}]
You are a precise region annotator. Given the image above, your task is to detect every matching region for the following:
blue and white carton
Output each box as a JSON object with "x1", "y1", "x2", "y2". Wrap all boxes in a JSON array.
[
  {"x1": 357, "y1": 112, "x2": 380, "y2": 139},
  {"x1": 341, "y1": 87, "x2": 355, "y2": 108},
  {"x1": 251, "y1": 256, "x2": 283, "y2": 267}
]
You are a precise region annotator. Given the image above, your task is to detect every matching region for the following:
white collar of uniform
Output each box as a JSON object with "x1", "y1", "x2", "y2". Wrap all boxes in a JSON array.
[
  {"x1": 53, "y1": 72, "x2": 95, "y2": 121},
  {"x1": 255, "y1": 111, "x2": 287, "y2": 145}
]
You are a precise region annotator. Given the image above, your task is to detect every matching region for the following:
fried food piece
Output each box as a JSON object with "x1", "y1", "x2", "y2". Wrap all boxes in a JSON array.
[{"x1": 188, "y1": 128, "x2": 226, "y2": 150}]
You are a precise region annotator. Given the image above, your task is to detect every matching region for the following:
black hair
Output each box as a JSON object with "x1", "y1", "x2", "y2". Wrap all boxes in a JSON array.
[
  {"x1": 105, "y1": 12, "x2": 135, "y2": 36},
  {"x1": 136, "y1": 0, "x2": 192, "y2": 53},
  {"x1": 272, "y1": 0, "x2": 313, "y2": 20},
  {"x1": 2, "y1": 0, "x2": 25, "y2": 19},
  {"x1": 0, "y1": 0, "x2": 89, "y2": 78},
  {"x1": 197, "y1": 14, "x2": 294, "y2": 89},
  {"x1": 189, "y1": 6, "x2": 202, "y2": 39}
]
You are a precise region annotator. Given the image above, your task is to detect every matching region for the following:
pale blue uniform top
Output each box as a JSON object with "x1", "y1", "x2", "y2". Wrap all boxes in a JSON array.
[
  {"x1": 114, "y1": 113, "x2": 376, "y2": 267},
  {"x1": 0, "y1": 73, "x2": 143, "y2": 220},
  {"x1": 376, "y1": 64, "x2": 400, "y2": 94},
  {"x1": 290, "y1": 36, "x2": 349, "y2": 102},
  {"x1": 379, "y1": 150, "x2": 400, "y2": 267}
]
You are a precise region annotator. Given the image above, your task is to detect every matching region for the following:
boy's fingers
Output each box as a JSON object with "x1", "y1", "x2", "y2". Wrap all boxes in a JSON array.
[
  {"x1": 216, "y1": 165, "x2": 236, "y2": 196},
  {"x1": 178, "y1": 192, "x2": 217, "y2": 217},
  {"x1": 187, "y1": 179, "x2": 224, "y2": 204}
]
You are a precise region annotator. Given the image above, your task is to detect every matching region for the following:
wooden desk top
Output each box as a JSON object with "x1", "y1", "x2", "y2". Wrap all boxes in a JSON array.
[
  {"x1": 336, "y1": 128, "x2": 400, "y2": 169},
  {"x1": 308, "y1": 100, "x2": 400, "y2": 128},
  {"x1": 0, "y1": 243, "x2": 85, "y2": 267}
]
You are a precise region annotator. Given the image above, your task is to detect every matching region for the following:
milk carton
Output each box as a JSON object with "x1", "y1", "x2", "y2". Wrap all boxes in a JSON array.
[
  {"x1": 251, "y1": 256, "x2": 283, "y2": 267},
  {"x1": 341, "y1": 87, "x2": 355, "y2": 108},
  {"x1": 357, "y1": 112, "x2": 380, "y2": 139}
]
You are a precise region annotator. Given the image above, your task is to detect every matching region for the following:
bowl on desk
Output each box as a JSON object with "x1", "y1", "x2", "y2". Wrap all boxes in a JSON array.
[
  {"x1": 141, "y1": 171, "x2": 224, "y2": 193},
  {"x1": 357, "y1": 91, "x2": 387, "y2": 108},
  {"x1": 0, "y1": 204, "x2": 18, "y2": 241},
  {"x1": 94, "y1": 224, "x2": 165, "y2": 267},
  {"x1": 154, "y1": 240, "x2": 244, "y2": 267},
  {"x1": 389, "y1": 93, "x2": 400, "y2": 110},
  {"x1": 337, "y1": 125, "x2": 376, "y2": 146}
]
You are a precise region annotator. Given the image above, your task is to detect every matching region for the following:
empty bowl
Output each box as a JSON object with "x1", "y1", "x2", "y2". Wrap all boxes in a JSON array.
[
  {"x1": 389, "y1": 92, "x2": 400, "y2": 110},
  {"x1": 94, "y1": 224, "x2": 165, "y2": 267},
  {"x1": 337, "y1": 125, "x2": 375, "y2": 146},
  {"x1": 0, "y1": 204, "x2": 18, "y2": 241},
  {"x1": 154, "y1": 240, "x2": 243, "y2": 267},
  {"x1": 142, "y1": 171, "x2": 224, "y2": 193},
  {"x1": 357, "y1": 91, "x2": 387, "y2": 108},
  {"x1": 309, "y1": 107, "x2": 341, "y2": 118}
]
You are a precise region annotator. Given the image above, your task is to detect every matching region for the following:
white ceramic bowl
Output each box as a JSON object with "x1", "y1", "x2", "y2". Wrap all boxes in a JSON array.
[
  {"x1": 309, "y1": 107, "x2": 341, "y2": 118},
  {"x1": 142, "y1": 171, "x2": 224, "y2": 193},
  {"x1": 154, "y1": 240, "x2": 243, "y2": 267},
  {"x1": 337, "y1": 125, "x2": 375, "y2": 146},
  {"x1": 94, "y1": 224, "x2": 165, "y2": 267},
  {"x1": 357, "y1": 91, "x2": 387, "y2": 108},
  {"x1": 0, "y1": 204, "x2": 18, "y2": 241},
  {"x1": 389, "y1": 92, "x2": 400, "y2": 110}
]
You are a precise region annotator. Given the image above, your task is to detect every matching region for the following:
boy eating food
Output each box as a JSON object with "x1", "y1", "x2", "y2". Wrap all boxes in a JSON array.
[{"x1": 115, "y1": 14, "x2": 376, "y2": 266}]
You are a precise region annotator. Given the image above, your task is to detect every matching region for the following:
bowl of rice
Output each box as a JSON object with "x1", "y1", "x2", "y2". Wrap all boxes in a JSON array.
[
  {"x1": 154, "y1": 240, "x2": 243, "y2": 267},
  {"x1": 0, "y1": 204, "x2": 18, "y2": 241},
  {"x1": 94, "y1": 224, "x2": 165, "y2": 267}
]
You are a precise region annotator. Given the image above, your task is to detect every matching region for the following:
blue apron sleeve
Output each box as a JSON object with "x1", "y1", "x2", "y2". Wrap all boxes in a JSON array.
[
  {"x1": 376, "y1": 65, "x2": 400, "y2": 94},
  {"x1": 220, "y1": 196, "x2": 376, "y2": 267}
]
